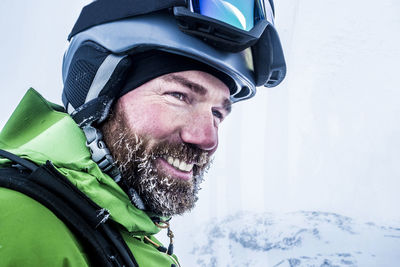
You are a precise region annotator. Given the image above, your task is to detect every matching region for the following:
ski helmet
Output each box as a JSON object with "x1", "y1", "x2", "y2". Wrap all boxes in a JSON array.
[{"x1": 62, "y1": 0, "x2": 286, "y2": 127}]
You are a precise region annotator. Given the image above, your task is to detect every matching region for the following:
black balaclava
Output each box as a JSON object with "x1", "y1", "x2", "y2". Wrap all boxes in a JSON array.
[{"x1": 118, "y1": 50, "x2": 236, "y2": 97}]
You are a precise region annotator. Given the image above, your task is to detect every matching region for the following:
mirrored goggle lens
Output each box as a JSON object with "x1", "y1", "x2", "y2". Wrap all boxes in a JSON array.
[{"x1": 189, "y1": 0, "x2": 274, "y2": 31}]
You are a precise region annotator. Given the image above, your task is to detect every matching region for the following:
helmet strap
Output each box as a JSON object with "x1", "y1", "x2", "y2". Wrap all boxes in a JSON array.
[
  {"x1": 83, "y1": 125, "x2": 146, "y2": 210},
  {"x1": 71, "y1": 95, "x2": 114, "y2": 127}
]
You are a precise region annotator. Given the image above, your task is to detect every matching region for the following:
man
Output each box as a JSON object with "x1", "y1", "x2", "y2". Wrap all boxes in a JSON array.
[{"x1": 0, "y1": 0, "x2": 285, "y2": 266}]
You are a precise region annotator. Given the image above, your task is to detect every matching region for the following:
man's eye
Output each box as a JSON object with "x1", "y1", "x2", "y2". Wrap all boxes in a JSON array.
[
  {"x1": 212, "y1": 109, "x2": 223, "y2": 120},
  {"x1": 168, "y1": 92, "x2": 186, "y2": 101}
]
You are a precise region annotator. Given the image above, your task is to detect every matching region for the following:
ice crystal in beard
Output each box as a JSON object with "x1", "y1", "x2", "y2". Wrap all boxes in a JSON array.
[
  {"x1": 115, "y1": 134, "x2": 211, "y2": 216},
  {"x1": 101, "y1": 112, "x2": 212, "y2": 217}
]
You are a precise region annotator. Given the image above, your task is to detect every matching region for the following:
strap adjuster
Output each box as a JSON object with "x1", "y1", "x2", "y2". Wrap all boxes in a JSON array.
[{"x1": 83, "y1": 125, "x2": 121, "y2": 182}]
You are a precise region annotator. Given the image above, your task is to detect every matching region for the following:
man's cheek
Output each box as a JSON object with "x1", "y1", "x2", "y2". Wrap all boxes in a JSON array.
[{"x1": 139, "y1": 106, "x2": 177, "y2": 137}]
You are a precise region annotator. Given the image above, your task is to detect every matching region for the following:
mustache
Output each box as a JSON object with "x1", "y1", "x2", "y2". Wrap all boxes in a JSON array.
[
  {"x1": 111, "y1": 132, "x2": 211, "y2": 171},
  {"x1": 150, "y1": 141, "x2": 210, "y2": 166}
]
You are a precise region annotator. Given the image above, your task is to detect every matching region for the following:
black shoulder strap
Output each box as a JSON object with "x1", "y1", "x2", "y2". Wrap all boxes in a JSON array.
[
  {"x1": 0, "y1": 149, "x2": 38, "y2": 171},
  {"x1": 0, "y1": 149, "x2": 138, "y2": 267}
]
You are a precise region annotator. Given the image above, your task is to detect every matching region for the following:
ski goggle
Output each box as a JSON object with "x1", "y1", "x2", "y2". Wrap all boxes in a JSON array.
[
  {"x1": 173, "y1": 0, "x2": 275, "y2": 52},
  {"x1": 190, "y1": 0, "x2": 274, "y2": 31}
]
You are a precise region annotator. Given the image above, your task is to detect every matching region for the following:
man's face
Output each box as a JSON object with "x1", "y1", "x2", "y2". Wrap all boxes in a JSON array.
[{"x1": 102, "y1": 70, "x2": 231, "y2": 216}]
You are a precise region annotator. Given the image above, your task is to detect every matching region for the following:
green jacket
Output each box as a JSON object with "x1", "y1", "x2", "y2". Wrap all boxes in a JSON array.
[{"x1": 0, "y1": 89, "x2": 180, "y2": 267}]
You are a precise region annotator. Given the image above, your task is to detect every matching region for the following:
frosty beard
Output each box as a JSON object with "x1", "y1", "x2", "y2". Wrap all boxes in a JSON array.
[{"x1": 101, "y1": 108, "x2": 212, "y2": 217}]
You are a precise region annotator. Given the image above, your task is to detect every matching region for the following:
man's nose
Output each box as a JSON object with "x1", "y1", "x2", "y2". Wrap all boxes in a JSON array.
[{"x1": 180, "y1": 112, "x2": 218, "y2": 152}]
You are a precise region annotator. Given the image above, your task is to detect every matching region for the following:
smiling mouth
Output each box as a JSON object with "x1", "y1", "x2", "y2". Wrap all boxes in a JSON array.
[
  {"x1": 155, "y1": 156, "x2": 195, "y2": 181},
  {"x1": 163, "y1": 156, "x2": 194, "y2": 172}
]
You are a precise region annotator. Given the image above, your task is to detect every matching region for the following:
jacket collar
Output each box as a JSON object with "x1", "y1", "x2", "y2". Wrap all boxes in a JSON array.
[{"x1": 0, "y1": 88, "x2": 160, "y2": 235}]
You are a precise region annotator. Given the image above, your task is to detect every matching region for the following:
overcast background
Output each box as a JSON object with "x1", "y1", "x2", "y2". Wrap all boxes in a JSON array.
[{"x1": 1, "y1": 0, "x2": 399, "y2": 264}]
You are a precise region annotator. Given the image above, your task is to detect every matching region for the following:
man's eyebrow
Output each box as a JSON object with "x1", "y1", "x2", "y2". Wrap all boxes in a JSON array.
[
  {"x1": 163, "y1": 74, "x2": 207, "y2": 96},
  {"x1": 163, "y1": 73, "x2": 232, "y2": 114}
]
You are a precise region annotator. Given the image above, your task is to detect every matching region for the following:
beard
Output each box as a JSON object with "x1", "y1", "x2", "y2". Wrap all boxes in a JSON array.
[{"x1": 101, "y1": 107, "x2": 212, "y2": 217}]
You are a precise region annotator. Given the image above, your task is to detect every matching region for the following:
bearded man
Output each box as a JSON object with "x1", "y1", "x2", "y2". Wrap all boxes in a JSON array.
[
  {"x1": 101, "y1": 67, "x2": 231, "y2": 217},
  {"x1": 0, "y1": 0, "x2": 286, "y2": 266}
]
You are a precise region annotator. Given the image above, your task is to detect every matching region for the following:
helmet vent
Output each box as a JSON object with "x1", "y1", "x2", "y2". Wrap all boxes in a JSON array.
[
  {"x1": 64, "y1": 59, "x2": 97, "y2": 108},
  {"x1": 265, "y1": 70, "x2": 281, "y2": 87},
  {"x1": 233, "y1": 86, "x2": 250, "y2": 99}
]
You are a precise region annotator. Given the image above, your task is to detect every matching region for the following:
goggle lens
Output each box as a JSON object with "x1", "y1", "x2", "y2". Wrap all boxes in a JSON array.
[{"x1": 190, "y1": 0, "x2": 274, "y2": 31}]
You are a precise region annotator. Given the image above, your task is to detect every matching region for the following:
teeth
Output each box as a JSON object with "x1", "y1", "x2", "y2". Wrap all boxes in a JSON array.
[
  {"x1": 179, "y1": 161, "x2": 187, "y2": 171},
  {"x1": 185, "y1": 163, "x2": 194, "y2": 172},
  {"x1": 164, "y1": 156, "x2": 194, "y2": 172},
  {"x1": 173, "y1": 158, "x2": 180, "y2": 168}
]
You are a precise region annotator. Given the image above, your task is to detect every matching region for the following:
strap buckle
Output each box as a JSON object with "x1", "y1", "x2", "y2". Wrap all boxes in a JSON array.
[{"x1": 83, "y1": 125, "x2": 121, "y2": 182}]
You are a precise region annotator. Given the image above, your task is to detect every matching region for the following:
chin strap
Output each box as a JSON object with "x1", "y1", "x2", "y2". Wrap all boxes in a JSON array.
[{"x1": 83, "y1": 125, "x2": 146, "y2": 210}]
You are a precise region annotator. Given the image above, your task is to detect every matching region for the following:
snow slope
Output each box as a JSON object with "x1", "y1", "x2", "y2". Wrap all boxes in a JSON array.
[{"x1": 175, "y1": 211, "x2": 400, "y2": 267}]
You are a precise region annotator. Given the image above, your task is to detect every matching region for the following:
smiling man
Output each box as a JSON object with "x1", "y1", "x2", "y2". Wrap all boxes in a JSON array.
[
  {"x1": 102, "y1": 69, "x2": 231, "y2": 216},
  {"x1": 0, "y1": 0, "x2": 285, "y2": 266}
]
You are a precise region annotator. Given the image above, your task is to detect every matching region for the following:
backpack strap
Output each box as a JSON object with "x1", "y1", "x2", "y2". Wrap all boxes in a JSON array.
[
  {"x1": 0, "y1": 149, "x2": 38, "y2": 171},
  {"x1": 0, "y1": 149, "x2": 138, "y2": 267}
]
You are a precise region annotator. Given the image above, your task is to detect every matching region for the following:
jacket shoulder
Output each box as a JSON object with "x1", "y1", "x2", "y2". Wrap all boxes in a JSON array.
[{"x1": 0, "y1": 187, "x2": 89, "y2": 267}]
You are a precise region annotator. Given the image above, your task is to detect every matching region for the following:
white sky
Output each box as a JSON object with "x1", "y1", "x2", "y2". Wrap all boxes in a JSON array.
[{"x1": 1, "y1": 0, "x2": 399, "y2": 229}]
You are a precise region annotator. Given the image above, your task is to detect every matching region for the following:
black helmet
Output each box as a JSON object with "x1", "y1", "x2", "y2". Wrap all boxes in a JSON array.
[{"x1": 62, "y1": 0, "x2": 286, "y2": 126}]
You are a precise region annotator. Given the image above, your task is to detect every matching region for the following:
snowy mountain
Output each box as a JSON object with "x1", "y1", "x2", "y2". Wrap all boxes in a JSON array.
[{"x1": 177, "y1": 211, "x2": 400, "y2": 267}]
